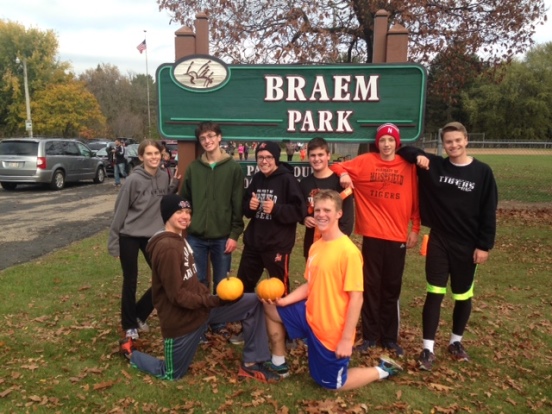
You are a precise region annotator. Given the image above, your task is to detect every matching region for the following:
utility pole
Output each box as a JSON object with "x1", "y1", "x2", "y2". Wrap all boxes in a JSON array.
[
  {"x1": 144, "y1": 29, "x2": 151, "y2": 138},
  {"x1": 16, "y1": 57, "x2": 33, "y2": 138}
]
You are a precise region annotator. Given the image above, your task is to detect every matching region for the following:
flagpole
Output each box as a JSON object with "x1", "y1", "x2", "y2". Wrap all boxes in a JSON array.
[{"x1": 144, "y1": 29, "x2": 151, "y2": 138}]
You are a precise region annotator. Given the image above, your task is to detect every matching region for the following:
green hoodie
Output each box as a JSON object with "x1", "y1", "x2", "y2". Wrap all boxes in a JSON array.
[{"x1": 181, "y1": 150, "x2": 244, "y2": 241}]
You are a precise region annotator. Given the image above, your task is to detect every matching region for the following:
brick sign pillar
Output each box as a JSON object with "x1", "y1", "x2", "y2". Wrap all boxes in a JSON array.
[
  {"x1": 372, "y1": 10, "x2": 409, "y2": 63},
  {"x1": 173, "y1": 12, "x2": 210, "y2": 182},
  {"x1": 359, "y1": 9, "x2": 409, "y2": 155}
]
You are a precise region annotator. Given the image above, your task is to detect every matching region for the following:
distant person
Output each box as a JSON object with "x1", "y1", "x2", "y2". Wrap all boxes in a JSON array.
[
  {"x1": 108, "y1": 140, "x2": 181, "y2": 347},
  {"x1": 112, "y1": 139, "x2": 127, "y2": 187},
  {"x1": 285, "y1": 141, "x2": 295, "y2": 162},
  {"x1": 238, "y1": 143, "x2": 245, "y2": 160},
  {"x1": 299, "y1": 137, "x2": 354, "y2": 259},
  {"x1": 263, "y1": 190, "x2": 403, "y2": 389},
  {"x1": 243, "y1": 143, "x2": 249, "y2": 160},
  {"x1": 160, "y1": 148, "x2": 172, "y2": 180},
  {"x1": 299, "y1": 147, "x2": 306, "y2": 161},
  {"x1": 237, "y1": 141, "x2": 306, "y2": 294},
  {"x1": 398, "y1": 121, "x2": 498, "y2": 371},
  {"x1": 331, "y1": 123, "x2": 420, "y2": 358},
  {"x1": 121, "y1": 194, "x2": 279, "y2": 383}
]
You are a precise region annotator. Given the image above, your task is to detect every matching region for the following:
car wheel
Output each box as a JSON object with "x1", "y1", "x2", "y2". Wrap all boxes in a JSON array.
[
  {"x1": 50, "y1": 169, "x2": 65, "y2": 190},
  {"x1": 1, "y1": 182, "x2": 17, "y2": 191},
  {"x1": 94, "y1": 167, "x2": 106, "y2": 183}
]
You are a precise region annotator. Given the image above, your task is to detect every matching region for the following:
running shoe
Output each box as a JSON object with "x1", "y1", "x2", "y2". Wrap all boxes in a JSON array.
[
  {"x1": 137, "y1": 318, "x2": 150, "y2": 333},
  {"x1": 264, "y1": 361, "x2": 290, "y2": 378},
  {"x1": 382, "y1": 341, "x2": 404, "y2": 357},
  {"x1": 448, "y1": 341, "x2": 470, "y2": 362},
  {"x1": 125, "y1": 328, "x2": 139, "y2": 340},
  {"x1": 418, "y1": 348, "x2": 436, "y2": 371},
  {"x1": 229, "y1": 332, "x2": 244, "y2": 345},
  {"x1": 354, "y1": 340, "x2": 377, "y2": 353},
  {"x1": 238, "y1": 363, "x2": 281, "y2": 383},
  {"x1": 378, "y1": 356, "x2": 403, "y2": 377},
  {"x1": 119, "y1": 337, "x2": 135, "y2": 360}
]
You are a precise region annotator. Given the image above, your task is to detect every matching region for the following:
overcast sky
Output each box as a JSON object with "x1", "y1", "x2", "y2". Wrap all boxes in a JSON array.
[{"x1": 2, "y1": 0, "x2": 552, "y2": 76}]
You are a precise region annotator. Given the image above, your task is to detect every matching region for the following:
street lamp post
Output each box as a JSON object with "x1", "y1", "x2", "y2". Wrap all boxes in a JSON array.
[{"x1": 16, "y1": 57, "x2": 33, "y2": 138}]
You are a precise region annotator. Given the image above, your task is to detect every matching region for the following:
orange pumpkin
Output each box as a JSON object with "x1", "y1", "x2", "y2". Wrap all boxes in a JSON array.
[
  {"x1": 257, "y1": 277, "x2": 285, "y2": 301},
  {"x1": 216, "y1": 277, "x2": 244, "y2": 301}
]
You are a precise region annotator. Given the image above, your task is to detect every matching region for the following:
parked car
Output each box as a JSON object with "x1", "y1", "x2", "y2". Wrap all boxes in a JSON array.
[
  {"x1": 97, "y1": 143, "x2": 142, "y2": 177},
  {"x1": 0, "y1": 138, "x2": 106, "y2": 191},
  {"x1": 123, "y1": 144, "x2": 142, "y2": 172},
  {"x1": 86, "y1": 139, "x2": 114, "y2": 154},
  {"x1": 95, "y1": 146, "x2": 113, "y2": 176},
  {"x1": 117, "y1": 137, "x2": 138, "y2": 146}
]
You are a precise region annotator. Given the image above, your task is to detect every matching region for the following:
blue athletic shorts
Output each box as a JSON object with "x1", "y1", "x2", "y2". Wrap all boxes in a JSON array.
[{"x1": 277, "y1": 300, "x2": 349, "y2": 389}]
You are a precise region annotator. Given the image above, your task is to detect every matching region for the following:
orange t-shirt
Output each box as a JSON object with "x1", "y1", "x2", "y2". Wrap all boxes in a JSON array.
[
  {"x1": 305, "y1": 235, "x2": 363, "y2": 351},
  {"x1": 331, "y1": 153, "x2": 420, "y2": 241}
]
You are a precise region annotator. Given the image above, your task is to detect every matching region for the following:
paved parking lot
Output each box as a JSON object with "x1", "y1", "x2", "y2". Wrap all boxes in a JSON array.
[{"x1": 0, "y1": 179, "x2": 119, "y2": 270}]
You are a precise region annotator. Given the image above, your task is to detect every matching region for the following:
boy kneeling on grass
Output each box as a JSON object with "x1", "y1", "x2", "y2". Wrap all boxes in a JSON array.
[
  {"x1": 119, "y1": 194, "x2": 279, "y2": 383},
  {"x1": 263, "y1": 190, "x2": 403, "y2": 390}
]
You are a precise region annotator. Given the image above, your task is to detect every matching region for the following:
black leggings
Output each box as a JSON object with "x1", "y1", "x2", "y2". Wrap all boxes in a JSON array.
[{"x1": 119, "y1": 235, "x2": 154, "y2": 331}]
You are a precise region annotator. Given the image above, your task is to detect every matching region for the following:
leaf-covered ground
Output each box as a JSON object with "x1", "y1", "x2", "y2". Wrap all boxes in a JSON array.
[{"x1": 0, "y1": 207, "x2": 550, "y2": 413}]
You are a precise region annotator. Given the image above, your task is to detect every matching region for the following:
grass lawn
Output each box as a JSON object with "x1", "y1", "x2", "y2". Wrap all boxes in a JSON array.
[
  {"x1": 1, "y1": 207, "x2": 551, "y2": 413},
  {"x1": 285, "y1": 152, "x2": 552, "y2": 203},
  {"x1": 475, "y1": 154, "x2": 552, "y2": 203}
]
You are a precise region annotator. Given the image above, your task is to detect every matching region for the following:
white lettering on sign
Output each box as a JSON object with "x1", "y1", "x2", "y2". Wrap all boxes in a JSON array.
[
  {"x1": 266, "y1": 74, "x2": 379, "y2": 134},
  {"x1": 287, "y1": 110, "x2": 354, "y2": 132},
  {"x1": 265, "y1": 74, "x2": 379, "y2": 102},
  {"x1": 310, "y1": 76, "x2": 330, "y2": 101}
]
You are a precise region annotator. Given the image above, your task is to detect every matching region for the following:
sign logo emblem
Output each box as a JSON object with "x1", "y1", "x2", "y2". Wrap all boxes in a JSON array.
[{"x1": 173, "y1": 56, "x2": 228, "y2": 90}]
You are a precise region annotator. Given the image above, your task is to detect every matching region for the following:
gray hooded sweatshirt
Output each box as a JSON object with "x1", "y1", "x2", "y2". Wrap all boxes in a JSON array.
[{"x1": 108, "y1": 165, "x2": 179, "y2": 256}]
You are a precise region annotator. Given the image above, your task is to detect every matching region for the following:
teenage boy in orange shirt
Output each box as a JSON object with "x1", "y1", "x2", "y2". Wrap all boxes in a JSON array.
[
  {"x1": 331, "y1": 123, "x2": 420, "y2": 357},
  {"x1": 263, "y1": 190, "x2": 402, "y2": 389}
]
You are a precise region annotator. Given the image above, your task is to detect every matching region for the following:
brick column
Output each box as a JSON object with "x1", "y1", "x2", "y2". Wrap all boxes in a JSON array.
[
  {"x1": 372, "y1": 10, "x2": 389, "y2": 63},
  {"x1": 386, "y1": 24, "x2": 409, "y2": 62}
]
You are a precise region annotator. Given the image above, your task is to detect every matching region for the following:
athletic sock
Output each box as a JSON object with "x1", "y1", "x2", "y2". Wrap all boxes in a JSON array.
[
  {"x1": 376, "y1": 366, "x2": 389, "y2": 379},
  {"x1": 423, "y1": 339, "x2": 435, "y2": 353},
  {"x1": 272, "y1": 355, "x2": 286, "y2": 366},
  {"x1": 450, "y1": 334, "x2": 463, "y2": 345}
]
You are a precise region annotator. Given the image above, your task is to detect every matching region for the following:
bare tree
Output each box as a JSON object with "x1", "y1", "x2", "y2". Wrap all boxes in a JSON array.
[{"x1": 158, "y1": 0, "x2": 546, "y2": 65}]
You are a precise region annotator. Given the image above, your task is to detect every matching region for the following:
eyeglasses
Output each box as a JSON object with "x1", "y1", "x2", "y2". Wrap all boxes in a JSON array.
[
  {"x1": 199, "y1": 133, "x2": 219, "y2": 143},
  {"x1": 257, "y1": 155, "x2": 274, "y2": 162}
]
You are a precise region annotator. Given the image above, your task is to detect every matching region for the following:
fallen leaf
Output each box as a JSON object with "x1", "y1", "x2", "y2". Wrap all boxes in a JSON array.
[
  {"x1": 429, "y1": 382, "x2": 453, "y2": 392},
  {"x1": 93, "y1": 381, "x2": 115, "y2": 390},
  {"x1": 0, "y1": 387, "x2": 14, "y2": 398}
]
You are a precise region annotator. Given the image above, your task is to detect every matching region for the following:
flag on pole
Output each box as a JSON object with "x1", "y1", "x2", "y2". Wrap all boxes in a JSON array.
[{"x1": 137, "y1": 40, "x2": 147, "y2": 54}]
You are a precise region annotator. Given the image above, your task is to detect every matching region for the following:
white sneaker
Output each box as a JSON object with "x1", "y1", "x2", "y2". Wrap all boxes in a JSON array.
[
  {"x1": 126, "y1": 328, "x2": 139, "y2": 340},
  {"x1": 137, "y1": 318, "x2": 150, "y2": 333}
]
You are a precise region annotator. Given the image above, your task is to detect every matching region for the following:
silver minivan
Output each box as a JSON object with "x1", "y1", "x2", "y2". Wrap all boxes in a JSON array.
[{"x1": 0, "y1": 138, "x2": 106, "y2": 191}]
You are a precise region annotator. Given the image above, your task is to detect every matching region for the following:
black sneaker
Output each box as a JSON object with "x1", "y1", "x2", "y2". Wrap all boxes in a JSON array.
[
  {"x1": 418, "y1": 348, "x2": 436, "y2": 371},
  {"x1": 119, "y1": 337, "x2": 135, "y2": 360},
  {"x1": 238, "y1": 363, "x2": 281, "y2": 383},
  {"x1": 382, "y1": 341, "x2": 404, "y2": 358},
  {"x1": 448, "y1": 341, "x2": 469, "y2": 362},
  {"x1": 354, "y1": 340, "x2": 377, "y2": 353},
  {"x1": 263, "y1": 361, "x2": 290, "y2": 378}
]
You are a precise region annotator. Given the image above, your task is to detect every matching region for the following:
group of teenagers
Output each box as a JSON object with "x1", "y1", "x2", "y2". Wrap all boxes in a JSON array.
[{"x1": 107, "y1": 120, "x2": 498, "y2": 390}]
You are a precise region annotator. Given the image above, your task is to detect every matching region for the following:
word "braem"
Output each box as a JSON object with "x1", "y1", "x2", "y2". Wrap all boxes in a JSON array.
[{"x1": 265, "y1": 75, "x2": 380, "y2": 133}]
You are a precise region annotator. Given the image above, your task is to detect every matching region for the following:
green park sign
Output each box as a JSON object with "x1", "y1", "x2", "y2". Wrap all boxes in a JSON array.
[{"x1": 156, "y1": 55, "x2": 426, "y2": 143}]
